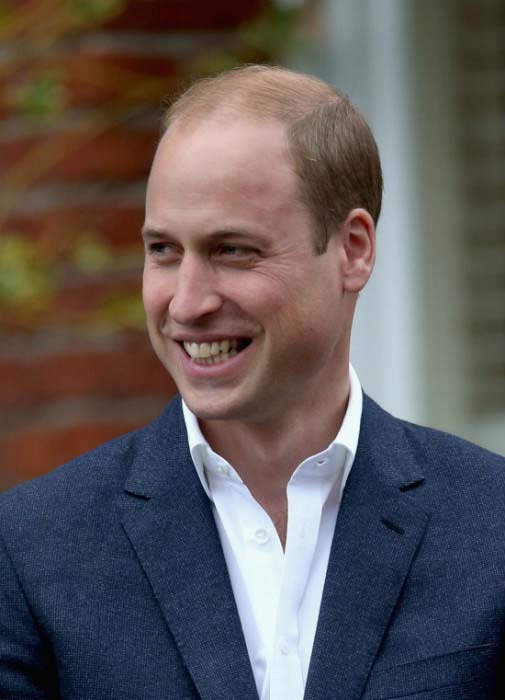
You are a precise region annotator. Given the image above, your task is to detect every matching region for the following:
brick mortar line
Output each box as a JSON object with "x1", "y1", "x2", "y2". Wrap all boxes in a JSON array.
[
  {"x1": 0, "y1": 395, "x2": 171, "y2": 434},
  {"x1": 0, "y1": 108, "x2": 161, "y2": 139},
  {"x1": 0, "y1": 30, "x2": 236, "y2": 61},
  {"x1": 1, "y1": 181, "x2": 147, "y2": 212},
  {"x1": 0, "y1": 330, "x2": 151, "y2": 360}
]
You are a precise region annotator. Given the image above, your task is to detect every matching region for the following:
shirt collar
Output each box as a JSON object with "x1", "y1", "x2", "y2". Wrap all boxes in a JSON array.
[{"x1": 182, "y1": 364, "x2": 363, "y2": 501}]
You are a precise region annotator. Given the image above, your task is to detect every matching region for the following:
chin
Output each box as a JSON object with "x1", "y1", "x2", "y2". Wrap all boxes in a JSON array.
[
  {"x1": 181, "y1": 391, "x2": 233, "y2": 421},
  {"x1": 181, "y1": 388, "x2": 255, "y2": 424}
]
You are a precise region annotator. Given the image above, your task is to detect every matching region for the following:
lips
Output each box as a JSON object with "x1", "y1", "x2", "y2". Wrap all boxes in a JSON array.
[{"x1": 182, "y1": 338, "x2": 251, "y2": 365}]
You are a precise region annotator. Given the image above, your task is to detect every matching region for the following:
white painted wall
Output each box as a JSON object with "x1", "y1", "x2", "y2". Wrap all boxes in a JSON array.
[
  {"x1": 295, "y1": 0, "x2": 426, "y2": 422},
  {"x1": 288, "y1": 0, "x2": 505, "y2": 454}
]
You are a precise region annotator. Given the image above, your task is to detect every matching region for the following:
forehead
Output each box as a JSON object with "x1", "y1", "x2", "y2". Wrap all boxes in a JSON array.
[{"x1": 146, "y1": 117, "x2": 300, "y2": 215}]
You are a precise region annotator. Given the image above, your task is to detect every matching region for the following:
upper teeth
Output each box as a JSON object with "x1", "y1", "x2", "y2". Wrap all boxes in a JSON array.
[{"x1": 183, "y1": 339, "x2": 238, "y2": 359}]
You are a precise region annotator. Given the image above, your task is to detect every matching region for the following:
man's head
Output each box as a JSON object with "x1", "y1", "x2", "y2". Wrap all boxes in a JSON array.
[
  {"x1": 162, "y1": 64, "x2": 382, "y2": 254},
  {"x1": 142, "y1": 65, "x2": 378, "y2": 425}
]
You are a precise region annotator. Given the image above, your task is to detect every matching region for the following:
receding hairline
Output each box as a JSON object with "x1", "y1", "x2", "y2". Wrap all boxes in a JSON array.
[
  {"x1": 159, "y1": 64, "x2": 383, "y2": 251},
  {"x1": 162, "y1": 64, "x2": 346, "y2": 133}
]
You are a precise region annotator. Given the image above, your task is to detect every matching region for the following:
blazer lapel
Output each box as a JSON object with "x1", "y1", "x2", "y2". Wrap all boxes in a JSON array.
[
  {"x1": 121, "y1": 399, "x2": 258, "y2": 700},
  {"x1": 305, "y1": 395, "x2": 429, "y2": 700}
]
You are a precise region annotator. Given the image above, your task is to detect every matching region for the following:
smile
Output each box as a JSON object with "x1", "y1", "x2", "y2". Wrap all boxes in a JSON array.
[{"x1": 182, "y1": 338, "x2": 252, "y2": 365}]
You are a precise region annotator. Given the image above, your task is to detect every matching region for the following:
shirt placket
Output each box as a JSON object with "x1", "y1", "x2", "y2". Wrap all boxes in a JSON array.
[
  {"x1": 269, "y1": 479, "x2": 324, "y2": 700},
  {"x1": 209, "y1": 468, "x2": 284, "y2": 699}
]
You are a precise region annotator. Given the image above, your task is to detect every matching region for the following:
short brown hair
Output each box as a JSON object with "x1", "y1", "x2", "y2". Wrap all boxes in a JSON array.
[{"x1": 162, "y1": 65, "x2": 382, "y2": 254}]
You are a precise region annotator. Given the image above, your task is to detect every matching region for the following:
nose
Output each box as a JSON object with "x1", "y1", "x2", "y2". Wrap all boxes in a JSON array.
[{"x1": 169, "y1": 255, "x2": 223, "y2": 325}]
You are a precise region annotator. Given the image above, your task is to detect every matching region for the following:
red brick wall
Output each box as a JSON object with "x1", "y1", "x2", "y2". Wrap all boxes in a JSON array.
[{"x1": 0, "y1": 0, "x2": 291, "y2": 490}]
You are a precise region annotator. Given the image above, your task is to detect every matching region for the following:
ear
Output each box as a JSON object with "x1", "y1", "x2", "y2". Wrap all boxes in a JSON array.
[{"x1": 340, "y1": 208, "x2": 375, "y2": 293}]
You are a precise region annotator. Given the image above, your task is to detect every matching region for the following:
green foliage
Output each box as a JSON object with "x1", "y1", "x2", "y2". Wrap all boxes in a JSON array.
[
  {"x1": 188, "y1": 2, "x2": 303, "y2": 78},
  {"x1": 7, "y1": 72, "x2": 67, "y2": 118},
  {"x1": 68, "y1": 0, "x2": 126, "y2": 25},
  {"x1": 0, "y1": 233, "x2": 144, "y2": 330},
  {"x1": 90, "y1": 293, "x2": 146, "y2": 331},
  {"x1": 0, "y1": 236, "x2": 54, "y2": 310},
  {"x1": 240, "y1": 3, "x2": 301, "y2": 56},
  {"x1": 0, "y1": 1, "x2": 10, "y2": 27},
  {"x1": 1, "y1": 0, "x2": 305, "y2": 334},
  {"x1": 70, "y1": 235, "x2": 110, "y2": 273}
]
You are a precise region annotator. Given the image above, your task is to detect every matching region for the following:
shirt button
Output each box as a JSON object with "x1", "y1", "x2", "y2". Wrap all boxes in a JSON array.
[
  {"x1": 217, "y1": 463, "x2": 228, "y2": 476},
  {"x1": 279, "y1": 638, "x2": 290, "y2": 655},
  {"x1": 254, "y1": 528, "x2": 269, "y2": 545},
  {"x1": 316, "y1": 458, "x2": 328, "y2": 466}
]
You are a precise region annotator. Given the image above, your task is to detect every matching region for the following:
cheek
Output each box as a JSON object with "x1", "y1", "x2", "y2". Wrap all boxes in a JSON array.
[{"x1": 142, "y1": 272, "x2": 171, "y2": 318}]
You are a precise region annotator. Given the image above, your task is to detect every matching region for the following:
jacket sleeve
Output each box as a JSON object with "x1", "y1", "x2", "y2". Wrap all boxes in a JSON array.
[{"x1": 0, "y1": 531, "x2": 59, "y2": 698}]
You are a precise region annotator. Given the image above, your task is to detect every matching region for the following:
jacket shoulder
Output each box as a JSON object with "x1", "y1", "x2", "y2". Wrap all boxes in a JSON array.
[
  {"x1": 1, "y1": 427, "x2": 136, "y2": 508},
  {"x1": 361, "y1": 394, "x2": 505, "y2": 491},
  {"x1": 0, "y1": 397, "x2": 183, "y2": 537},
  {"x1": 395, "y1": 417, "x2": 505, "y2": 517},
  {"x1": 398, "y1": 417, "x2": 505, "y2": 478}
]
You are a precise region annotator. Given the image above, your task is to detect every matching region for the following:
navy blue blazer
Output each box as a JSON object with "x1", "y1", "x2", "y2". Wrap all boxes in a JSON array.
[{"x1": 1, "y1": 394, "x2": 504, "y2": 699}]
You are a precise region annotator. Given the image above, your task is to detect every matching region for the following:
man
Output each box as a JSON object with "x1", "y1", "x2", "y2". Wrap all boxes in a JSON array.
[{"x1": 0, "y1": 65, "x2": 504, "y2": 700}]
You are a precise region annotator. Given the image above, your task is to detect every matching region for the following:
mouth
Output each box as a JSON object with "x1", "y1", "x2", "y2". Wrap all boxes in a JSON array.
[{"x1": 180, "y1": 338, "x2": 252, "y2": 365}]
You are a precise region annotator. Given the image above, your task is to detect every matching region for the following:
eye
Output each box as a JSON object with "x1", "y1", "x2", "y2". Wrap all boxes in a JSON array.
[
  {"x1": 148, "y1": 242, "x2": 166, "y2": 253},
  {"x1": 216, "y1": 244, "x2": 257, "y2": 258},
  {"x1": 146, "y1": 241, "x2": 178, "y2": 258},
  {"x1": 219, "y1": 245, "x2": 242, "y2": 256}
]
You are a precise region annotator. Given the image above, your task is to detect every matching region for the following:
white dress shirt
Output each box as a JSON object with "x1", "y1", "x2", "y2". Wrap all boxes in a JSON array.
[{"x1": 182, "y1": 365, "x2": 362, "y2": 700}]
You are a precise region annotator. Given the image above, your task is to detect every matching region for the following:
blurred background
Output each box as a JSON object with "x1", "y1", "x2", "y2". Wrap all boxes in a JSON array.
[{"x1": 1, "y1": 0, "x2": 504, "y2": 491}]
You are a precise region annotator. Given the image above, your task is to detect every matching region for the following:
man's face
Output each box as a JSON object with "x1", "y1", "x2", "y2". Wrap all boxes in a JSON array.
[{"x1": 143, "y1": 117, "x2": 354, "y2": 425}]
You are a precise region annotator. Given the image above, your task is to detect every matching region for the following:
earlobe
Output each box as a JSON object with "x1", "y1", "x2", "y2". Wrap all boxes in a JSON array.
[{"x1": 341, "y1": 208, "x2": 376, "y2": 293}]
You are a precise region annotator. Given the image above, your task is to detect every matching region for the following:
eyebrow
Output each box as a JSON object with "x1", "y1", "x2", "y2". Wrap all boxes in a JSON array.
[
  {"x1": 141, "y1": 226, "x2": 174, "y2": 242},
  {"x1": 141, "y1": 225, "x2": 271, "y2": 247}
]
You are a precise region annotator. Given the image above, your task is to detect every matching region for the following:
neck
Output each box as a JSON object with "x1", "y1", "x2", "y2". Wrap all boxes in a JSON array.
[
  {"x1": 200, "y1": 373, "x2": 351, "y2": 494},
  {"x1": 200, "y1": 377, "x2": 350, "y2": 548}
]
